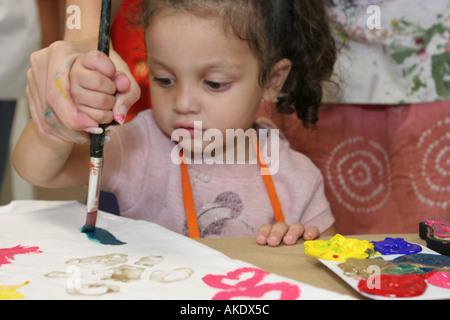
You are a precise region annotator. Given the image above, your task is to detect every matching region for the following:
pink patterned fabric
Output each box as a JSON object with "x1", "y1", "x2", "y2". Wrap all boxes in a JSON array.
[{"x1": 257, "y1": 101, "x2": 450, "y2": 234}]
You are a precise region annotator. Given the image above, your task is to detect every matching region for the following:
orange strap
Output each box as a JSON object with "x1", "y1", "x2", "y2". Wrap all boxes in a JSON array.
[
  {"x1": 252, "y1": 132, "x2": 285, "y2": 224},
  {"x1": 180, "y1": 133, "x2": 285, "y2": 239},
  {"x1": 180, "y1": 151, "x2": 200, "y2": 239}
]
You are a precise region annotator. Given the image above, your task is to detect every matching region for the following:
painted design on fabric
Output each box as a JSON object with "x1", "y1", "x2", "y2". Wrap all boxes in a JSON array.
[
  {"x1": 326, "y1": 137, "x2": 391, "y2": 214},
  {"x1": 389, "y1": 18, "x2": 450, "y2": 100},
  {"x1": 410, "y1": 117, "x2": 450, "y2": 210},
  {"x1": 326, "y1": 0, "x2": 450, "y2": 102},
  {"x1": 202, "y1": 267, "x2": 301, "y2": 300},
  {"x1": 46, "y1": 253, "x2": 193, "y2": 296},
  {"x1": 0, "y1": 281, "x2": 30, "y2": 300},
  {"x1": 0, "y1": 245, "x2": 42, "y2": 267},
  {"x1": 81, "y1": 227, "x2": 126, "y2": 246}
]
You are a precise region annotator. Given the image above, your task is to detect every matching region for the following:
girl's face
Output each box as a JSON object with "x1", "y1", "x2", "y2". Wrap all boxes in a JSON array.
[{"x1": 145, "y1": 12, "x2": 270, "y2": 155}]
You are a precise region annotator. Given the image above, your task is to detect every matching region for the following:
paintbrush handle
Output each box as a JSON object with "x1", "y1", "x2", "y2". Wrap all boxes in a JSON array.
[
  {"x1": 86, "y1": 157, "x2": 103, "y2": 213},
  {"x1": 98, "y1": 0, "x2": 112, "y2": 55},
  {"x1": 90, "y1": 0, "x2": 111, "y2": 156},
  {"x1": 84, "y1": 0, "x2": 112, "y2": 233}
]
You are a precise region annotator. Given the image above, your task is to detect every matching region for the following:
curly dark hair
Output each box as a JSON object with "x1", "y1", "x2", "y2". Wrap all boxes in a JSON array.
[{"x1": 137, "y1": 0, "x2": 337, "y2": 129}]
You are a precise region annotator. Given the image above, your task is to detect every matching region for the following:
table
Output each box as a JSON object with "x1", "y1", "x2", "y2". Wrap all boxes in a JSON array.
[{"x1": 198, "y1": 234, "x2": 425, "y2": 299}]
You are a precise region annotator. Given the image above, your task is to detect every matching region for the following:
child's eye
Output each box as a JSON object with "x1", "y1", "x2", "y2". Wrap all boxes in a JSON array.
[
  {"x1": 152, "y1": 77, "x2": 175, "y2": 87},
  {"x1": 204, "y1": 80, "x2": 230, "y2": 91}
]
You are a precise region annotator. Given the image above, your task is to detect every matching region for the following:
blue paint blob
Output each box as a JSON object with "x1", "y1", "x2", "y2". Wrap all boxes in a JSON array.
[
  {"x1": 371, "y1": 237, "x2": 422, "y2": 255},
  {"x1": 81, "y1": 227, "x2": 126, "y2": 246}
]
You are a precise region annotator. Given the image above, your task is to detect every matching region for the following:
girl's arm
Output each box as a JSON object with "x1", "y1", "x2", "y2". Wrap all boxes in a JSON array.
[
  {"x1": 13, "y1": 0, "x2": 132, "y2": 189},
  {"x1": 13, "y1": 121, "x2": 90, "y2": 189}
]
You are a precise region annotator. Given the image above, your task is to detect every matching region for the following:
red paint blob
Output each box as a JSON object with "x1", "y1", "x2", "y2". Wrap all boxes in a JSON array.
[
  {"x1": 358, "y1": 274, "x2": 427, "y2": 298},
  {"x1": 0, "y1": 245, "x2": 42, "y2": 267}
]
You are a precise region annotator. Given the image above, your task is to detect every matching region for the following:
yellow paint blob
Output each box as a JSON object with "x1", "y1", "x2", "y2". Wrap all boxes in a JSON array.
[
  {"x1": 304, "y1": 234, "x2": 377, "y2": 261},
  {"x1": 54, "y1": 77, "x2": 68, "y2": 99},
  {"x1": 0, "y1": 281, "x2": 30, "y2": 300}
]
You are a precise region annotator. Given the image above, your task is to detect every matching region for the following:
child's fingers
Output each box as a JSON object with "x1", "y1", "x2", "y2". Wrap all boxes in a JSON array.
[
  {"x1": 113, "y1": 72, "x2": 132, "y2": 92},
  {"x1": 303, "y1": 226, "x2": 320, "y2": 241},
  {"x1": 282, "y1": 222, "x2": 305, "y2": 245},
  {"x1": 27, "y1": 77, "x2": 89, "y2": 145},
  {"x1": 112, "y1": 72, "x2": 141, "y2": 125},
  {"x1": 77, "y1": 104, "x2": 114, "y2": 125},
  {"x1": 70, "y1": 84, "x2": 116, "y2": 111},
  {"x1": 256, "y1": 224, "x2": 272, "y2": 245},
  {"x1": 69, "y1": 55, "x2": 117, "y2": 112},
  {"x1": 71, "y1": 53, "x2": 117, "y2": 95},
  {"x1": 72, "y1": 66, "x2": 117, "y2": 95},
  {"x1": 44, "y1": 42, "x2": 99, "y2": 131},
  {"x1": 257, "y1": 222, "x2": 289, "y2": 247},
  {"x1": 78, "y1": 50, "x2": 117, "y2": 79}
]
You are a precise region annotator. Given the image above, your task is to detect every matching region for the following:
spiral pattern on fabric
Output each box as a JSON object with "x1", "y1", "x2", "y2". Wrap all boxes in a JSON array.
[
  {"x1": 326, "y1": 136, "x2": 391, "y2": 213},
  {"x1": 410, "y1": 117, "x2": 450, "y2": 210}
]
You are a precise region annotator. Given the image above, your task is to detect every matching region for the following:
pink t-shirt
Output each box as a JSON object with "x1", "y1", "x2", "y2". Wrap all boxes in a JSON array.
[{"x1": 102, "y1": 110, "x2": 335, "y2": 238}]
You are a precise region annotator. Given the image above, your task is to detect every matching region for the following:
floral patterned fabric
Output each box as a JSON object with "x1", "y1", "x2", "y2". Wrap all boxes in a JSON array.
[{"x1": 326, "y1": 0, "x2": 450, "y2": 103}]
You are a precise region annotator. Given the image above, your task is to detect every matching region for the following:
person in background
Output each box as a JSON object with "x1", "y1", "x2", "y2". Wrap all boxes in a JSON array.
[
  {"x1": 257, "y1": 0, "x2": 450, "y2": 234},
  {"x1": 0, "y1": 0, "x2": 42, "y2": 193}
]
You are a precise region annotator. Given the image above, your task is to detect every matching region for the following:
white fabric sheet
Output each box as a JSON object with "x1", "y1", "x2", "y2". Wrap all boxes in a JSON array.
[{"x1": 0, "y1": 200, "x2": 352, "y2": 300}]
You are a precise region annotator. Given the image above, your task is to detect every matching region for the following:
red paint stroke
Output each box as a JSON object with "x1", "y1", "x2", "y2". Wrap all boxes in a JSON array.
[
  {"x1": 358, "y1": 274, "x2": 427, "y2": 298},
  {"x1": 0, "y1": 245, "x2": 42, "y2": 267},
  {"x1": 202, "y1": 267, "x2": 300, "y2": 300}
]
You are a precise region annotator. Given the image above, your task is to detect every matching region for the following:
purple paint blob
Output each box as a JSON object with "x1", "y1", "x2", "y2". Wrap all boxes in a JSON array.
[{"x1": 371, "y1": 237, "x2": 422, "y2": 255}]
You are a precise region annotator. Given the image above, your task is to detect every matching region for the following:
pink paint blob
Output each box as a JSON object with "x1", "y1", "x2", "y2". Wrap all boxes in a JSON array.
[
  {"x1": 202, "y1": 267, "x2": 300, "y2": 300},
  {"x1": 425, "y1": 271, "x2": 450, "y2": 289},
  {"x1": 0, "y1": 245, "x2": 42, "y2": 267}
]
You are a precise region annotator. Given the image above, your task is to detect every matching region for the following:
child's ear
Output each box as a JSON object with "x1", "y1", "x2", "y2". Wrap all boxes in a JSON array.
[{"x1": 262, "y1": 58, "x2": 292, "y2": 102}]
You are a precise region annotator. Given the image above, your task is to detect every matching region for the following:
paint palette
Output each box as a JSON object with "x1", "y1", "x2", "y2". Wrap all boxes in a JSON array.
[{"x1": 317, "y1": 242, "x2": 450, "y2": 300}]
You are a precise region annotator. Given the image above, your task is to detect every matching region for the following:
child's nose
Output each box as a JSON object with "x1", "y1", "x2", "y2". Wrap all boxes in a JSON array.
[{"x1": 173, "y1": 84, "x2": 200, "y2": 114}]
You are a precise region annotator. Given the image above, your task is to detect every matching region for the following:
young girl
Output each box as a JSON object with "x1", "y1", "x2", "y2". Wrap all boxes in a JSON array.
[{"x1": 14, "y1": 0, "x2": 337, "y2": 246}]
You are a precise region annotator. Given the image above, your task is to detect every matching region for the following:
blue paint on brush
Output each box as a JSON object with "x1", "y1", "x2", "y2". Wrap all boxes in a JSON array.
[{"x1": 81, "y1": 227, "x2": 126, "y2": 246}]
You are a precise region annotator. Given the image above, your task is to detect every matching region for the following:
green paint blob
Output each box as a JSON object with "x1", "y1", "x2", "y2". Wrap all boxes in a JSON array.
[{"x1": 81, "y1": 227, "x2": 126, "y2": 246}]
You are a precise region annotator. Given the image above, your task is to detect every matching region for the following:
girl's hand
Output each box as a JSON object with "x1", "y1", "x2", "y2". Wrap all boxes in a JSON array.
[
  {"x1": 256, "y1": 222, "x2": 320, "y2": 247},
  {"x1": 26, "y1": 41, "x2": 140, "y2": 144}
]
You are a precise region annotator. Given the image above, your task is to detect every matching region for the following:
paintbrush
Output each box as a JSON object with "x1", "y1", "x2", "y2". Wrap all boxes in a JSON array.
[{"x1": 82, "y1": 0, "x2": 112, "y2": 233}]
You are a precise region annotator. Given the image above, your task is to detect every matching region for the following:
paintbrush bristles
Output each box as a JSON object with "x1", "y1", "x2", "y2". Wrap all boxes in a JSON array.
[{"x1": 82, "y1": 212, "x2": 98, "y2": 233}]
